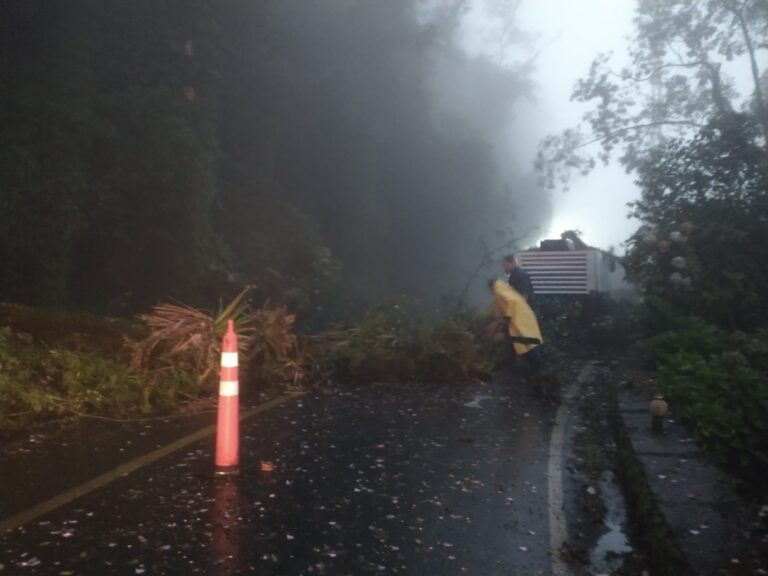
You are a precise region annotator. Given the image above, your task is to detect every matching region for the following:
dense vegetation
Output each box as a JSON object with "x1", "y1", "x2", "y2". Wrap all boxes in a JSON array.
[
  {"x1": 0, "y1": 303, "x2": 202, "y2": 427},
  {"x1": 642, "y1": 310, "x2": 768, "y2": 493},
  {"x1": 3, "y1": 0, "x2": 767, "y2": 496},
  {"x1": 0, "y1": 297, "x2": 500, "y2": 430},
  {"x1": 0, "y1": 1, "x2": 544, "y2": 316},
  {"x1": 1, "y1": 1, "x2": 547, "y2": 429},
  {"x1": 540, "y1": 0, "x2": 768, "y2": 493}
]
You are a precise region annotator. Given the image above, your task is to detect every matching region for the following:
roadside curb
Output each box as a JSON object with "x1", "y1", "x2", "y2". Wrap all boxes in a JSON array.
[{"x1": 608, "y1": 385, "x2": 695, "y2": 576}]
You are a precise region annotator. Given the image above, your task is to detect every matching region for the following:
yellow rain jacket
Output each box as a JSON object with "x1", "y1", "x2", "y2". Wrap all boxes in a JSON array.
[{"x1": 491, "y1": 279, "x2": 543, "y2": 356}]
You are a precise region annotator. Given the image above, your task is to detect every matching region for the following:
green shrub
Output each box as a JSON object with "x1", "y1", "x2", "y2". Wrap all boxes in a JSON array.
[
  {"x1": 642, "y1": 315, "x2": 724, "y2": 360},
  {"x1": 0, "y1": 302, "x2": 145, "y2": 359},
  {"x1": 644, "y1": 321, "x2": 768, "y2": 495},
  {"x1": 538, "y1": 294, "x2": 641, "y2": 349},
  {"x1": 0, "y1": 327, "x2": 200, "y2": 428},
  {"x1": 317, "y1": 305, "x2": 500, "y2": 384}
]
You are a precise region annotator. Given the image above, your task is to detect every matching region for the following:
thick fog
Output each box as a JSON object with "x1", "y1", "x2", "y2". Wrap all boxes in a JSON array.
[
  {"x1": 457, "y1": 0, "x2": 640, "y2": 252},
  {"x1": 1, "y1": 0, "x2": 552, "y2": 312},
  {"x1": 237, "y1": 1, "x2": 552, "y2": 306}
]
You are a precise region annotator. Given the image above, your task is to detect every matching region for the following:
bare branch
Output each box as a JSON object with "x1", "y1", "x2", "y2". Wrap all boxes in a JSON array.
[
  {"x1": 723, "y1": 0, "x2": 768, "y2": 142},
  {"x1": 573, "y1": 120, "x2": 706, "y2": 150},
  {"x1": 454, "y1": 229, "x2": 533, "y2": 310}
]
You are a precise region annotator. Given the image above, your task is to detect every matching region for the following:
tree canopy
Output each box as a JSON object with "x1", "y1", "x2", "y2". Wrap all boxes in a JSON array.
[
  {"x1": 538, "y1": 0, "x2": 767, "y2": 188},
  {"x1": 537, "y1": 0, "x2": 768, "y2": 328},
  {"x1": 0, "y1": 1, "x2": 546, "y2": 316}
]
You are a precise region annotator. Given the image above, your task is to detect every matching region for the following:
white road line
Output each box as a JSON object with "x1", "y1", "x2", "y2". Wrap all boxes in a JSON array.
[
  {"x1": 0, "y1": 393, "x2": 298, "y2": 534},
  {"x1": 548, "y1": 362, "x2": 597, "y2": 576},
  {"x1": 548, "y1": 400, "x2": 572, "y2": 576}
]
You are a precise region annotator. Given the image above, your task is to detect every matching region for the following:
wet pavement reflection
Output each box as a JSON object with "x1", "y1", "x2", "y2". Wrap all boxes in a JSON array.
[
  {"x1": 212, "y1": 478, "x2": 241, "y2": 576},
  {"x1": 1, "y1": 378, "x2": 557, "y2": 575}
]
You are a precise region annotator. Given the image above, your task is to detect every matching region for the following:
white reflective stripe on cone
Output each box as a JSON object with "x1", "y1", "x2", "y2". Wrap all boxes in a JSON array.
[
  {"x1": 219, "y1": 380, "x2": 239, "y2": 397},
  {"x1": 221, "y1": 352, "x2": 239, "y2": 368}
]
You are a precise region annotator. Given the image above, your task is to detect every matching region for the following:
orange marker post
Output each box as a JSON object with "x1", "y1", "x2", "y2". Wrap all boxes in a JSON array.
[{"x1": 215, "y1": 319, "x2": 240, "y2": 474}]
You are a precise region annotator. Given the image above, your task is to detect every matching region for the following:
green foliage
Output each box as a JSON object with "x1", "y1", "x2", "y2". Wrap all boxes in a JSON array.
[
  {"x1": 538, "y1": 0, "x2": 768, "y2": 187},
  {"x1": 0, "y1": 302, "x2": 144, "y2": 359},
  {"x1": 533, "y1": 0, "x2": 768, "y2": 497},
  {"x1": 0, "y1": 327, "x2": 200, "y2": 429},
  {"x1": 620, "y1": 113, "x2": 768, "y2": 494},
  {"x1": 214, "y1": 175, "x2": 345, "y2": 318},
  {"x1": 1, "y1": 292, "x2": 311, "y2": 430},
  {"x1": 214, "y1": 287, "x2": 257, "y2": 348},
  {"x1": 643, "y1": 320, "x2": 768, "y2": 495},
  {"x1": 642, "y1": 314, "x2": 724, "y2": 359},
  {"x1": 538, "y1": 294, "x2": 641, "y2": 350},
  {"x1": 0, "y1": 11, "x2": 224, "y2": 311},
  {"x1": 623, "y1": 114, "x2": 768, "y2": 329},
  {"x1": 1, "y1": 2, "x2": 537, "y2": 314},
  {"x1": 316, "y1": 304, "x2": 500, "y2": 384}
]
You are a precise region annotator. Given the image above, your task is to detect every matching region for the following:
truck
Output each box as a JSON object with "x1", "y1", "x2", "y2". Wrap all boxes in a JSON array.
[{"x1": 516, "y1": 239, "x2": 632, "y2": 297}]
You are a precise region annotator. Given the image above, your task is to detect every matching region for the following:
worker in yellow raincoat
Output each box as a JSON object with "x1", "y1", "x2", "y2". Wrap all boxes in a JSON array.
[{"x1": 489, "y1": 278, "x2": 543, "y2": 374}]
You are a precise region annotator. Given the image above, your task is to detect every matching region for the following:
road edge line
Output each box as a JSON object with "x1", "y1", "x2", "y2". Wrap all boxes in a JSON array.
[
  {"x1": 0, "y1": 393, "x2": 296, "y2": 534},
  {"x1": 547, "y1": 362, "x2": 599, "y2": 576},
  {"x1": 548, "y1": 400, "x2": 572, "y2": 576}
]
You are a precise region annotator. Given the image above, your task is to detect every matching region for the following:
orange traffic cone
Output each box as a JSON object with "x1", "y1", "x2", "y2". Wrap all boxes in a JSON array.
[{"x1": 215, "y1": 319, "x2": 239, "y2": 474}]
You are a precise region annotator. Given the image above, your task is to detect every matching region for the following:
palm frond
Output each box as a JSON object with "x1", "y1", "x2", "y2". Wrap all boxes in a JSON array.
[{"x1": 133, "y1": 290, "x2": 257, "y2": 386}]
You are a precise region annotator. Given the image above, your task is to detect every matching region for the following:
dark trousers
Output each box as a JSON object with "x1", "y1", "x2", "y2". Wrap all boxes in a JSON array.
[{"x1": 523, "y1": 346, "x2": 543, "y2": 375}]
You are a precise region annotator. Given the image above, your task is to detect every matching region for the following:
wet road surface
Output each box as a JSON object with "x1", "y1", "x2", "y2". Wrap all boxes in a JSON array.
[
  {"x1": 1, "y1": 378, "x2": 560, "y2": 575},
  {"x1": 0, "y1": 411, "x2": 216, "y2": 521}
]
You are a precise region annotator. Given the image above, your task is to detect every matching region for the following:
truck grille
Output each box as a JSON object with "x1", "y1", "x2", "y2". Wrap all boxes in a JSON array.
[{"x1": 517, "y1": 251, "x2": 596, "y2": 294}]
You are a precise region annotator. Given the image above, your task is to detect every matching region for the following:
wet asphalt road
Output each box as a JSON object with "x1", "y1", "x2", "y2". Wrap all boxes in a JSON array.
[
  {"x1": 0, "y1": 378, "x2": 559, "y2": 575},
  {"x1": 0, "y1": 412, "x2": 216, "y2": 521}
]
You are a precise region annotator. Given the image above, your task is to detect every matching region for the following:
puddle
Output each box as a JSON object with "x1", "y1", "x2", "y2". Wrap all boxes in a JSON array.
[
  {"x1": 589, "y1": 472, "x2": 634, "y2": 574},
  {"x1": 591, "y1": 518, "x2": 633, "y2": 569},
  {"x1": 463, "y1": 394, "x2": 492, "y2": 409}
]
